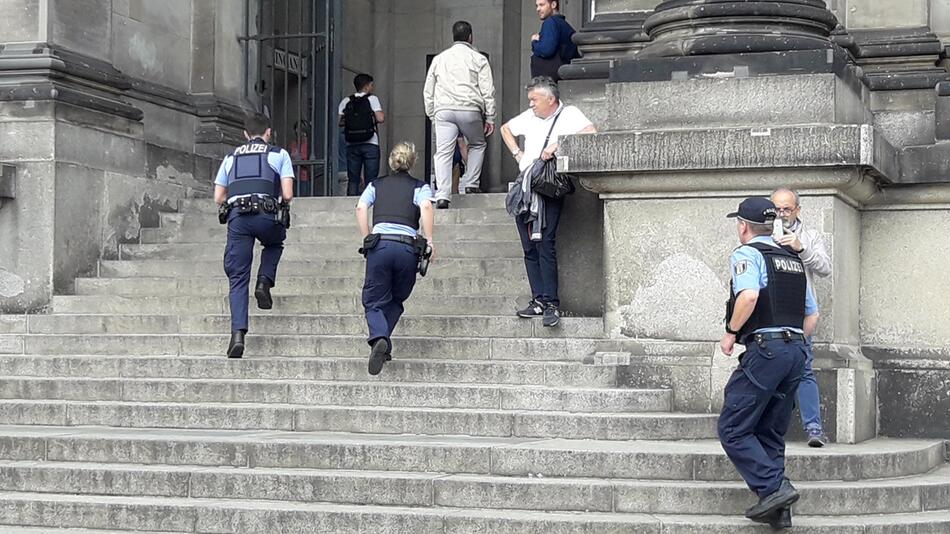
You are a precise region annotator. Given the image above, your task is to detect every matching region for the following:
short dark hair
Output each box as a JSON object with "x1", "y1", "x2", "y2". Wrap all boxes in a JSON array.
[
  {"x1": 452, "y1": 21, "x2": 472, "y2": 42},
  {"x1": 243, "y1": 113, "x2": 270, "y2": 136},
  {"x1": 353, "y1": 73, "x2": 374, "y2": 92},
  {"x1": 547, "y1": 0, "x2": 561, "y2": 10}
]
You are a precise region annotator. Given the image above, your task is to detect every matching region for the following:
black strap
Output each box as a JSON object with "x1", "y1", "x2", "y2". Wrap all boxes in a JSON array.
[{"x1": 542, "y1": 108, "x2": 563, "y2": 153}]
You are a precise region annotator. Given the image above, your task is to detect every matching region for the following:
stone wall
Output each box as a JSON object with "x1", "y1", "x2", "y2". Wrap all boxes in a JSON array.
[{"x1": 0, "y1": 0, "x2": 242, "y2": 312}]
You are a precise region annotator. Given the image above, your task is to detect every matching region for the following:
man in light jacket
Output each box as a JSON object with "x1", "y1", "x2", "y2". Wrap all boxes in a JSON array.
[
  {"x1": 423, "y1": 20, "x2": 496, "y2": 209},
  {"x1": 772, "y1": 187, "x2": 833, "y2": 447}
]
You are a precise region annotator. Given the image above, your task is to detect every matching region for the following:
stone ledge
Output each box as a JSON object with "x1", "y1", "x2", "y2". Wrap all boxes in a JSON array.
[{"x1": 559, "y1": 124, "x2": 898, "y2": 189}]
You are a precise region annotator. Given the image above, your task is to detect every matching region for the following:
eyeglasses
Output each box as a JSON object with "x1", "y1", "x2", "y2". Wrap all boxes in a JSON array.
[{"x1": 775, "y1": 207, "x2": 798, "y2": 214}]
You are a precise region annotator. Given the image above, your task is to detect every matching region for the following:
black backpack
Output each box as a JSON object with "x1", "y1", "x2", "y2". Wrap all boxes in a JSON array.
[{"x1": 342, "y1": 94, "x2": 376, "y2": 143}]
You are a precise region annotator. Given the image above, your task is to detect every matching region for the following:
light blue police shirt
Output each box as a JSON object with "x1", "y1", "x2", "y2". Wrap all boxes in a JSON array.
[
  {"x1": 731, "y1": 235, "x2": 818, "y2": 335},
  {"x1": 357, "y1": 182, "x2": 434, "y2": 237},
  {"x1": 214, "y1": 145, "x2": 296, "y2": 203}
]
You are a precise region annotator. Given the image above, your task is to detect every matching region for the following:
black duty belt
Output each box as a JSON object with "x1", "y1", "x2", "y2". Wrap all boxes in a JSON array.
[
  {"x1": 746, "y1": 331, "x2": 806, "y2": 344},
  {"x1": 378, "y1": 234, "x2": 417, "y2": 246},
  {"x1": 230, "y1": 195, "x2": 279, "y2": 214}
]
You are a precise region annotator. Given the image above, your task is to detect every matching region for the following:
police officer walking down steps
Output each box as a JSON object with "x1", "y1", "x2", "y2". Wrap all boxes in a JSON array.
[
  {"x1": 214, "y1": 113, "x2": 295, "y2": 359},
  {"x1": 720, "y1": 197, "x2": 819, "y2": 530},
  {"x1": 356, "y1": 142, "x2": 435, "y2": 376}
]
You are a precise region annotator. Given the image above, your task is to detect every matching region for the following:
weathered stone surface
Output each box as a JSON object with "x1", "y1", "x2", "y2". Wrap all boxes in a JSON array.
[
  {"x1": 561, "y1": 125, "x2": 894, "y2": 179},
  {"x1": 640, "y1": 0, "x2": 837, "y2": 57},
  {"x1": 49, "y1": 0, "x2": 112, "y2": 61},
  {"x1": 605, "y1": 74, "x2": 867, "y2": 131},
  {"x1": 860, "y1": 206, "x2": 950, "y2": 349}
]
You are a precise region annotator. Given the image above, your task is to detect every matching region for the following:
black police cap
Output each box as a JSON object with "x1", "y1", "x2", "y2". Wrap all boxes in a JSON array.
[{"x1": 727, "y1": 197, "x2": 777, "y2": 224}]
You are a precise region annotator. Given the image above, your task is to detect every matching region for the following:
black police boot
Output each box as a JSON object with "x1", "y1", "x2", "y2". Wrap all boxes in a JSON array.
[
  {"x1": 745, "y1": 479, "x2": 799, "y2": 522},
  {"x1": 769, "y1": 507, "x2": 792, "y2": 530},
  {"x1": 254, "y1": 278, "x2": 273, "y2": 310},
  {"x1": 227, "y1": 330, "x2": 246, "y2": 359},
  {"x1": 368, "y1": 338, "x2": 390, "y2": 376},
  {"x1": 435, "y1": 199, "x2": 450, "y2": 209}
]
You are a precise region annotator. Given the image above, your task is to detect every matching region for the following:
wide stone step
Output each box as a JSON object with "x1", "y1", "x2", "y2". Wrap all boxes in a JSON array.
[
  {"x1": 161, "y1": 206, "x2": 512, "y2": 229},
  {"x1": 4, "y1": 490, "x2": 950, "y2": 533},
  {"x1": 0, "y1": 400, "x2": 718, "y2": 439},
  {"x1": 1, "y1": 427, "x2": 942, "y2": 482},
  {"x1": 1, "y1": 460, "x2": 948, "y2": 517},
  {"x1": 99, "y1": 257, "x2": 527, "y2": 279},
  {"x1": 0, "y1": 334, "x2": 605, "y2": 361},
  {"x1": 0, "y1": 527, "x2": 176, "y2": 534},
  {"x1": 3, "y1": 314, "x2": 605, "y2": 339},
  {"x1": 181, "y1": 194, "x2": 509, "y2": 214},
  {"x1": 74, "y1": 275, "x2": 526, "y2": 297},
  {"x1": 120, "y1": 241, "x2": 523, "y2": 261},
  {"x1": 0, "y1": 355, "x2": 620, "y2": 387},
  {"x1": 51, "y1": 294, "x2": 522, "y2": 315},
  {"x1": 0, "y1": 377, "x2": 666, "y2": 413},
  {"x1": 141, "y1": 223, "x2": 518, "y2": 244}
]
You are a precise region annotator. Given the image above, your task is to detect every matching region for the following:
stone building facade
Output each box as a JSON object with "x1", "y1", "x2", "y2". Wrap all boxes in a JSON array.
[{"x1": 1, "y1": 0, "x2": 949, "y2": 439}]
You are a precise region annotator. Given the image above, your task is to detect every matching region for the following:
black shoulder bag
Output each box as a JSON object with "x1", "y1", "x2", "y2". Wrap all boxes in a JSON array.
[{"x1": 530, "y1": 110, "x2": 576, "y2": 200}]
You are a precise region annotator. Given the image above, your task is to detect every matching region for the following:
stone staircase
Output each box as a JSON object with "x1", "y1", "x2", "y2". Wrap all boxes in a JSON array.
[{"x1": 0, "y1": 193, "x2": 948, "y2": 533}]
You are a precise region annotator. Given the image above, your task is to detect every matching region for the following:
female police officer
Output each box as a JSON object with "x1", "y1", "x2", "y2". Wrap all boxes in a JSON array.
[{"x1": 355, "y1": 142, "x2": 435, "y2": 375}]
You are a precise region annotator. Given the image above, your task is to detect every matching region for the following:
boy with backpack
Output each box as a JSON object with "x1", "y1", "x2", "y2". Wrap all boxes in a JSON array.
[{"x1": 339, "y1": 73, "x2": 386, "y2": 196}]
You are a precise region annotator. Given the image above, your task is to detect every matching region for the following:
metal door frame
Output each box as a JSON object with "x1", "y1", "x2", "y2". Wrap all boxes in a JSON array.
[{"x1": 240, "y1": 0, "x2": 340, "y2": 197}]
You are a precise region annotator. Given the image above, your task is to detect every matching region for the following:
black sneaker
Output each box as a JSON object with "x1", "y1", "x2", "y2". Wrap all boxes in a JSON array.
[
  {"x1": 807, "y1": 428, "x2": 828, "y2": 448},
  {"x1": 542, "y1": 305, "x2": 561, "y2": 327},
  {"x1": 368, "y1": 338, "x2": 390, "y2": 376},
  {"x1": 435, "y1": 199, "x2": 450, "y2": 209},
  {"x1": 517, "y1": 300, "x2": 545, "y2": 318}
]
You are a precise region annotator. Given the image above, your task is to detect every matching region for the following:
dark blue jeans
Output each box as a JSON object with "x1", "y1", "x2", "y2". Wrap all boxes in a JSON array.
[
  {"x1": 223, "y1": 212, "x2": 286, "y2": 332},
  {"x1": 361, "y1": 240, "x2": 418, "y2": 345},
  {"x1": 346, "y1": 143, "x2": 380, "y2": 196},
  {"x1": 718, "y1": 338, "x2": 807, "y2": 498},
  {"x1": 515, "y1": 197, "x2": 563, "y2": 307}
]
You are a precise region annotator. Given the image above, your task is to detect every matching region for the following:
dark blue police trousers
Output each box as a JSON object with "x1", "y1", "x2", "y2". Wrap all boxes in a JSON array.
[
  {"x1": 718, "y1": 337, "x2": 807, "y2": 498},
  {"x1": 224, "y1": 212, "x2": 286, "y2": 332},
  {"x1": 361, "y1": 240, "x2": 418, "y2": 345}
]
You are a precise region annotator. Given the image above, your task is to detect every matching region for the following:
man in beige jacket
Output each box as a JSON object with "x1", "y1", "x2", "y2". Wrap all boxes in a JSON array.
[{"x1": 423, "y1": 20, "x2": 497, "y2": 208}]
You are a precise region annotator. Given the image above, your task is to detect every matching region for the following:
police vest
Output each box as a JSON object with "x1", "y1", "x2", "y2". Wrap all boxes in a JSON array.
[
  {"x1": 226, "y1": 138, "x2": 282, "y2": 198},
  {"x1": 727, "y1": 242, "x2": 807, "y2": 340},
  {"x1": 372, "y1": 173, "x2": 422, "y2": 230}
]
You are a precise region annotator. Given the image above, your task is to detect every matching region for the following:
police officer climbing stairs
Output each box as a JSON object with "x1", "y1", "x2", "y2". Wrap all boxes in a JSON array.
[{"x1": 213, "y1": 113, "x2": 296, "y2": 359}]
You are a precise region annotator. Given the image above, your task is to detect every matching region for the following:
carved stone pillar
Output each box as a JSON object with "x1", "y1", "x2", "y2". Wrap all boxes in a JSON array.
[
  {"x1": 560, "y1": 0, "x2": 655, "y2": 80},
  {"x1": 639, "y1": 0, "x2": 838, "y2": 57}
]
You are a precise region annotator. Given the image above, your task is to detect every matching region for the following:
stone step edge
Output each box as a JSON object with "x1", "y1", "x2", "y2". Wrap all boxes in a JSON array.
[
  {"x1": 1, "y1": 490, "x2": 949, "y2": 527},
  {"x1": 0, "y1": 376, "x2": 652, "y2": 393},
  {"x1": 0, "y1": 354, "x2": 618, "y2": 366},
  {"x1": 3, "y1": 459, "x2": 949, "y2": 492},
  {"x1": 0, "y1": 425, "x2": 941, "y2": 459},
  {"x1": 0, "y1": 333, "x2": 609, "y2": 341},
  {"x1": 0, "y1": 399, "x2": 702, "y2": 419}
]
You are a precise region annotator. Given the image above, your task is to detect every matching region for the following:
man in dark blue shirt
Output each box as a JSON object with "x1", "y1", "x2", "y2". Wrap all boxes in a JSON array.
[{"x1": 530, "y1": 0, "x2": 580, "y2": 81}]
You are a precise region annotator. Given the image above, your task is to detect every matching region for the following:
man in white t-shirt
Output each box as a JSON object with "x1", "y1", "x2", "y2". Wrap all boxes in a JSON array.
[
  {"x1": 339, "y1": 73, "x2": 386, "y2": 196},
  {"x1": 500, "y1": 76, "x2": 596, "y2": 327}
]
